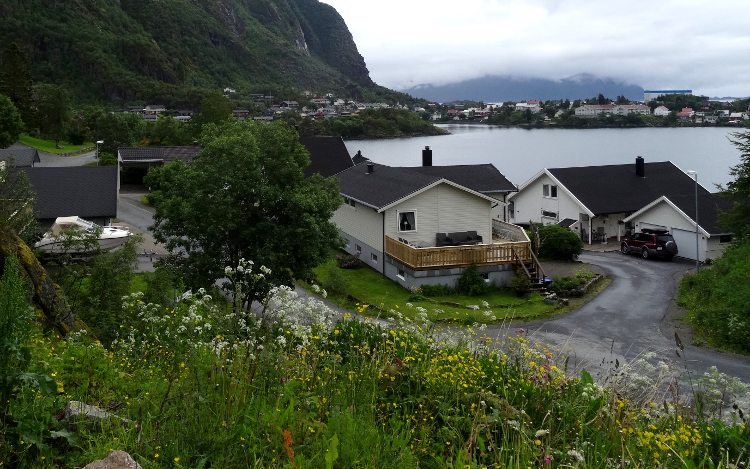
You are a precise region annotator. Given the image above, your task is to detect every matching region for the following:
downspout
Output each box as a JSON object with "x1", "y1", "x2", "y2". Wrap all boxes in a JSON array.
[
  {"x1": 588, "y1": 217, "x2": 592, "y2": 245},
  {"x1": 382, "y1": 212, "x2": 386, "y2": 275}
]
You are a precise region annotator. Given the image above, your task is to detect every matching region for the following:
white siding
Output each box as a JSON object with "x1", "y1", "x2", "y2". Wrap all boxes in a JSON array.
[
  {"x1": 384, "y1": 183, "x2": 492, "y2": 246},
  {"x1": 509, "y1": 174, "x2": 585, "y2": 227},
  {"x1": 331, "y1": 201, "x2": 383, "y2": 251}
]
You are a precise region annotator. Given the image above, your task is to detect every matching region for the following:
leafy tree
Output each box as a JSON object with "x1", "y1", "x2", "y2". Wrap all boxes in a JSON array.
[
  {"x1": 0, "y1": 94, "x2": 24, "y2": 148},
  {"x1": 0, "y1": 166, "x2": 38, "y2": 243},
  {"x1": 0, "y1": 43, "x2": 32, "y2": 126},
  {"x1": 148, "y1": 115, "x2": 195, "y2": 145},
  {"x1": 31, "y1": 84, "x2": 72, "y2": 145},
  {"x1": 87, "y1": 110, "x2": 148, "y2": 154},
  {"x1": 146, "y1": 120, "x2": 342, "y2": 302},
  {"x1": 530, "y1": 223, "x2": 583, "y2": 260},
  {"x1": 720, "y1": 131, "x2": 750, "y2": 240},
  {"x1": 192, "y1": 93, "x2": 233, "y2": 131}
]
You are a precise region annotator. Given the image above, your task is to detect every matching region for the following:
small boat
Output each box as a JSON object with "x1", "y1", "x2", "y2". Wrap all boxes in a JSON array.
[{"x1": 34, "y1": 216, "x2": 131, "y2": 255}]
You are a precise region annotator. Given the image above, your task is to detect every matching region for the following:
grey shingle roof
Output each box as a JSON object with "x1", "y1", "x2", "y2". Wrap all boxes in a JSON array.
[
  {"x1": 21, "y1": 166, "x2": 118, "y2": 220},
  {"x1": 408, "y1": 164, "x2": 516, "y2": 194},
  {"x1": 300, "y1": 136, "x2": 353, "y2": 177},
  {"x1": 335, "y1": 163, "x2": 441, "y2": 209},
  {"x1": 548, "y1": 161, "x2": 728, "y2": 234},
  {"x1": 118, "y1": 146, "x2": 201, "y2": 163},
  {"x1": 0, "y1": 148, "x2": 40, "y2": 167}
]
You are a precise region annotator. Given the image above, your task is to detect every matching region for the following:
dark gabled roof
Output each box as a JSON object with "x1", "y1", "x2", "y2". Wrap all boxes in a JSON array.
[
  {"x1": 300, "y1": 136, "x2": 353, "y2": 177},
  {"x1": 662, "y1": 192, "x2": 732, "y2": 235},
  {"x1": 0, "y1": 148, "x2": 40, "y2": 167},
  {"x1": 548, "y1": 161, "x2": 730, "y2": 234},
  {"x1": 408, "y1": 164, "x2": 517, "y2": 194},
  {"x1": 558, "y1": 218, "x2": 577, "y2": 228},
  {"x1": 118, "y1": 146, "x2": 201, "y2": 163},
  {"x1": 21, "y1": 166, "x2": 118, "y2": 220},
  {"x1": 335, "y1": 163, "x2": 441, "y2": 209}
]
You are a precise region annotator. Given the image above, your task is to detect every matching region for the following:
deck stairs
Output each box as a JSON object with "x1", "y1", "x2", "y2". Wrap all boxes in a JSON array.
[{"x1": 512, "y1": 247, "x2": 547, "y2": 291}]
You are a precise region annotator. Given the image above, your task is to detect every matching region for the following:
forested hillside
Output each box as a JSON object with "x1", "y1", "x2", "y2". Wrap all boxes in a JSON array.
[{"x1": 0, "y1": 0, "x2": 388, "y2": 105}]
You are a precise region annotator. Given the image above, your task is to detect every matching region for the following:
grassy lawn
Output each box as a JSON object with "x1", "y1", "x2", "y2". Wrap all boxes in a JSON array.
[
  {"x1": 310, "y1": 255, "x2": 593, "y2": 324},
  {"x1": 19, "y1": 134, "x2": 94, "y2": 155}
]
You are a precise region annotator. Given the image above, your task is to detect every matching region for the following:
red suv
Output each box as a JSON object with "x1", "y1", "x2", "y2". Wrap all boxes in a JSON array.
[{"x1": 621, "y1": 229, "x2": 678, "y2": 260}]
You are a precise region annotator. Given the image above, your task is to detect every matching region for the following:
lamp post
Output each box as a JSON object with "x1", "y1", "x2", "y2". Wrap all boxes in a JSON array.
[
  {"x1": 95, "y1": 140, "x2": 104, "y2": 162},
  {"x1": 687, "y1": 170, "x2": 700, "y2": 271}
]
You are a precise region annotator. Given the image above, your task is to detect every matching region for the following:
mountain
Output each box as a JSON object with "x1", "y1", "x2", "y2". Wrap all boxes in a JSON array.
[
  {"x1": 0, "y1": 0, "x2": 396, "y2": 105},
  {"x1": 404, "y1": 74, "x2": 644, "y2": 103}
]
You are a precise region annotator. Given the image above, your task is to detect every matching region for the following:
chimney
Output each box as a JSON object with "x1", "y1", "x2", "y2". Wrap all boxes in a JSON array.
[
  {"x1": 635, "y1": 156, "x2": 645, "y2": 177},
  {"x1": 422, "y1": 146, "x2": 433, "y2": 167},
  {"x1": 366, "y1": 162, "x2": 374, "y2": 174}
]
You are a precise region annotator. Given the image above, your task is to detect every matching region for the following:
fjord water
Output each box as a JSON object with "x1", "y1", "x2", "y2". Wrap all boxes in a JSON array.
[{"x1": 343, "y1": 125, "x2": 742, "y2": 188}]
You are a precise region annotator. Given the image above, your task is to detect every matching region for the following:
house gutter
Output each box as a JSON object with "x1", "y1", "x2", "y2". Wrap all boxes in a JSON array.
[{"x1": 382, "y1": 212, "x2": 386, "y2": 275}]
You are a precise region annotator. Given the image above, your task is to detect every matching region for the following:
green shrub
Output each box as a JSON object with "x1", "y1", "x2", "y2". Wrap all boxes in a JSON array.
[
  {"x1": 530, "y1": 223, "x2": 583, "y2": 260},
  {"x1": 549, "y1": 275, "x2": 581, "y2": 294},
  {"x1": 419, "y1": 283, "x2": 455, "y2": 297},
  {"x1": 322, "y1": 264, "x2": 349, "y2": 296},
  {"x1": 456, "y1": 265, "x2": 488, "y2": 296},
  {"x1": 510, "y1": 270, "x2": 531, "y2": 297}
]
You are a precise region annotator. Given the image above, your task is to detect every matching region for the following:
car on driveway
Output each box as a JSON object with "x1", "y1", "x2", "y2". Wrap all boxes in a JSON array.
[{"x1": 621, "y1": 229, "x2": 678, "y2": 260}]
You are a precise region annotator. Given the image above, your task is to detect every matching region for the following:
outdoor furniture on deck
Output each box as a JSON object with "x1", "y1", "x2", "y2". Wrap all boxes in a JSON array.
[{"x1": 435, "y1": 231, "x2": 483, "y2": 247}]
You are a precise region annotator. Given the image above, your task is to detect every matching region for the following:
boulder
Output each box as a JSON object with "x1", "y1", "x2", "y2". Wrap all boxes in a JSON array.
[
  {"x1": 63, "y1": 401, "x2": 129, "y2": 427},
  {"x1": 83, "y1": 450, "x2": 142, "y2": 469}
]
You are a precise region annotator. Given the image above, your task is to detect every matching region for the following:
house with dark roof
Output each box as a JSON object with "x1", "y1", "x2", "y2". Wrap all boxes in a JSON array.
[
  {"x1": 331, "y1": 149, "x2": 531, "y2": 289},
  {"x1": 21, "y1": 166, "x2": 119, "y2": 227},
  {"x1": 118, "y1": 146, "x2": 202, "y2": 185},
  {"x1": 508, "y1": 157, "x2": 732, "y2": 262},
  {"x1": 0, "y1": 148, "x2": 40, "y2": 167},
  {"x1": 299, "y1": 136, "x2": 353, "y2": 177}
]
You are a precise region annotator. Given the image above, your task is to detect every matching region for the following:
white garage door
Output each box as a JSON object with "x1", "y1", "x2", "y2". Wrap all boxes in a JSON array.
[{"x1": 671, "y1": 228, "x2": 699, "y2": 261}]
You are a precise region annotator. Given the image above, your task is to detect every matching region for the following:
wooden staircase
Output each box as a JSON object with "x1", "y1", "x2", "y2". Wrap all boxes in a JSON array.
[{"x1": 512, "y1": 247, "x2": 547, "y2": 291}]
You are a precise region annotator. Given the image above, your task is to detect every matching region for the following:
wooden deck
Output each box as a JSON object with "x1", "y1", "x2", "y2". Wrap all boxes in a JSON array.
[{"x1": 385, "y1": 236, "x2": 531, "y2": 270}]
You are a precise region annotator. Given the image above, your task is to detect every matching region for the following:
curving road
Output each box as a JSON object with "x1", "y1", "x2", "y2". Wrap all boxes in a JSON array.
[{"x1": 487, "y1": 252, "x2": 750, "y2": 383}]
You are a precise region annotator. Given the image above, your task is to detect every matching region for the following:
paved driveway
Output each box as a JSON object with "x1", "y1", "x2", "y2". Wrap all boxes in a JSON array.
[{"x1": 487, "y1": 252, "x2": 750, "y2": 382}]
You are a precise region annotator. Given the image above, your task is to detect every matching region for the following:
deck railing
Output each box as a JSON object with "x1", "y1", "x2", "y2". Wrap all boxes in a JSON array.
[{"x1": 385, "y1": 236, "x2": 531, "y2": 270}]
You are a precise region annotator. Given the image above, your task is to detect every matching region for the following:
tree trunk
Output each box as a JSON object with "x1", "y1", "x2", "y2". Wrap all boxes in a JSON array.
[{"x1": 0, "y1": 230, "x2": 80, "y2": 335}]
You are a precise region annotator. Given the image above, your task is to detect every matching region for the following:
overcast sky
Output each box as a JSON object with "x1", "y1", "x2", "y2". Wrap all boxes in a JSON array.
[{"x1": 321, "y1": 0, "x2": 750, "y2": 97}]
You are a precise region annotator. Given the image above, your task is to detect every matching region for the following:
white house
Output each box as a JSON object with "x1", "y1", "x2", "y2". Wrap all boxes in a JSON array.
[
  {"x1": 508, "y1": 157, "x2": 732, "y2": 261},
  {"x1": 515, "y1": 100, "x2": 542, "y2": 113},
  {"x1": 574, "y1": 104, "x2": 614, "y2": 117},
  {"x1": 653, "y1": 106, "x2": 671, "y2": 117},
  {"x1": 611, "y1": 104, "x2": 651, "y2": 116},
  {"x1": 332, "y1": 151, "x2": 530, "y2": 289}
]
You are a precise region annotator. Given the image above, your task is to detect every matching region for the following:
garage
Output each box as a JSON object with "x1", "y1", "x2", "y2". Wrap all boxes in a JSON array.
[{"x1": 670, "y1": 228, "x2": 700, "y2": 261}]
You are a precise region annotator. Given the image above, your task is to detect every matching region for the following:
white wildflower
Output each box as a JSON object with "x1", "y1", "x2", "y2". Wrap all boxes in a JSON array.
[{"x1": 567, "y1": 449, "x2": 584, "y2": 462}]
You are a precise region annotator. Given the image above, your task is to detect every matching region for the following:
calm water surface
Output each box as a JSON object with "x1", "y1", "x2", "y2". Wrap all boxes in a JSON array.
[{"x1": 343, "y1": 125, "x2": 742, "y2": 188}]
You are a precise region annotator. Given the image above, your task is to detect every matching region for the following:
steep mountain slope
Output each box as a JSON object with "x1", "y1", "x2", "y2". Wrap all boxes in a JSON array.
[{"x1": 0, "y1": 0, "x2": 376, "y2": 104}]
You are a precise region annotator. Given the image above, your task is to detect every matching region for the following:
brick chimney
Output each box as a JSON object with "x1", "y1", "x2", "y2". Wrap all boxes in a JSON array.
[{"x1": 366, "y1": 162, "x2": 374, "y2": 174}]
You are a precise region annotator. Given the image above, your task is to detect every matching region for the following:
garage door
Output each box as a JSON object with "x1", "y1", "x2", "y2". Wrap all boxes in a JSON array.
[{"x1": 671, "y1": 228, "x2": 699, "y2": 261}]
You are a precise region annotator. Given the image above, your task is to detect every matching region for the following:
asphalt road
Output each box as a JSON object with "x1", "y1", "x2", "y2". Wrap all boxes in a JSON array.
[{"x1": 487, "y1": 252, "x2": 750, "y2": 383}]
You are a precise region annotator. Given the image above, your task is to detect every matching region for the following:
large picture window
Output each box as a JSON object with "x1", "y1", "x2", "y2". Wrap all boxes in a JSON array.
[{"x1": 398, "y1": 211, "x2": 417, "y2": 232}]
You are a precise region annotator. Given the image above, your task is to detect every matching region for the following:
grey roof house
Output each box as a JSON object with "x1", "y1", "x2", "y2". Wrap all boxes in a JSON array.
[
  {"x1": 21, "y1": 166, "x2": 119, "y2": 227},
  {"x1": 508, "y1": 157, "x2": 732, "y2": 261},
  {"x1": 0, "y1": 148, "x2": 40, "y2": 167}
]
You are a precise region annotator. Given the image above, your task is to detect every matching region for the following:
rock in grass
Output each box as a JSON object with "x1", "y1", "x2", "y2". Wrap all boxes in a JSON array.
[
  {"x1": 63, "y1": 401, "x2": 129, "y2": 427},
  {"x1": 83, "y1": 450, "x2": 141, "y2": 469}
]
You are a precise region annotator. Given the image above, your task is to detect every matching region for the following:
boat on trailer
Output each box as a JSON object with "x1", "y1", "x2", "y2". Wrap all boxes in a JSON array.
[{"x1": 34, "y1": 216, "x2": 131, "y2": 255}]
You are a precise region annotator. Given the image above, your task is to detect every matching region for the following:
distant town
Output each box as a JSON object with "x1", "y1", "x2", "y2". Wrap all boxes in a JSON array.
[{"x1": 123, "y1": 88, "x2": 750, "y2": 130}]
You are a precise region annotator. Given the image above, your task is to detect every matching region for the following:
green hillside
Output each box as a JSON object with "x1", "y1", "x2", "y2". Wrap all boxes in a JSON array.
[{"x1": 0, "y1": 0, "x2": 389, "y2": 105}]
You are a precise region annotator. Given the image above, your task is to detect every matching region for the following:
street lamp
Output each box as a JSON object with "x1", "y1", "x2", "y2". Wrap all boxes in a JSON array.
[
  {"x1": 687, "y1": 170, "x2": 700, "y2": 271},
  {"x1": 95, "y1": 140, "x2": 104, "y2": 160}
]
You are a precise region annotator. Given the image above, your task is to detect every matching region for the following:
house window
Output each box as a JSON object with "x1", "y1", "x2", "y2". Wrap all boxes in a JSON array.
[
  {"x1": 343, "y1": 196, "x2": 356, "y2": 208},
  {"x1": 371, "y1": 253, "x2": 378, "y2": 263},
  {"x1": 541, "y1": 210, "x2": 557, "y2": 219},
  {"x1": 398, "y1": 211, "x2": 417, "y2": 232},
  {"x1": 543, "y1": 184, "x2": 549, "y2": 197},
  {"x1": 355, "y1": 244, "x2": 362, "y2": 254},
  {"x1": 550, "y1": 185, "x2": 558, "y2": 198},
  {"x1": 397, "y1": 268, "x2": 406, "y2": 280},
  {"x1": 508, "y1": 201, "x2": 515, "y2": 216},
  {"x1": 543, "y1": 184, "x2": 557, "y2": 198}
]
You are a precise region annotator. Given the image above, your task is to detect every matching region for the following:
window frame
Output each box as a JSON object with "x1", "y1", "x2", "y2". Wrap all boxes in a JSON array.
[{"x1": 397, "y1": 210, "x2": 418, "y2": 233}]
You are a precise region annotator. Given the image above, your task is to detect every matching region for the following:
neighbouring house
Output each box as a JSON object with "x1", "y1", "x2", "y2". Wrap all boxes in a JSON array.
[
  {"x1": 299, "y1": 136, "x2": 353, "y2": 177},
  {"x1": 331, "y1": 149, "x2": 531, "y2": 289},
  {"x1": 676, "y1": 107, "x2": 695, "y2": 121},
  {"x1": 508, "y1": 157, "x2": 732, "y2": 262},
  {"x1": 118, "y1": 146, "x2": 202, "y2": 186},
  {"x1": 611, "y1": 104, "x2": 651, "y2": 116},
  {"x1": 653, "y1": 105, "x2": 671, "y2": 117},
  {"x1": 0, "y1": 148, "x2": 40, "y2": 167},
  {"x1": 21, "y1": 166, "x2": 119, "y2": 227}
]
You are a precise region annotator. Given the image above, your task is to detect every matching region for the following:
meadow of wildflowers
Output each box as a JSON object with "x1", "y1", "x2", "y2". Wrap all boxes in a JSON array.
[{"x1": 1, "y1": 261, "x2": 748, "y2": 468}]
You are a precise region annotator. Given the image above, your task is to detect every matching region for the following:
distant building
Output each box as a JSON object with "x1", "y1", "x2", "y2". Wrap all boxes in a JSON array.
[
  {"x1": 653, "y1": 105, "x2": 671, "y2": 117},
  {"x1": 643, "y1": 89, "x2": 692, "y2": 102}
]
